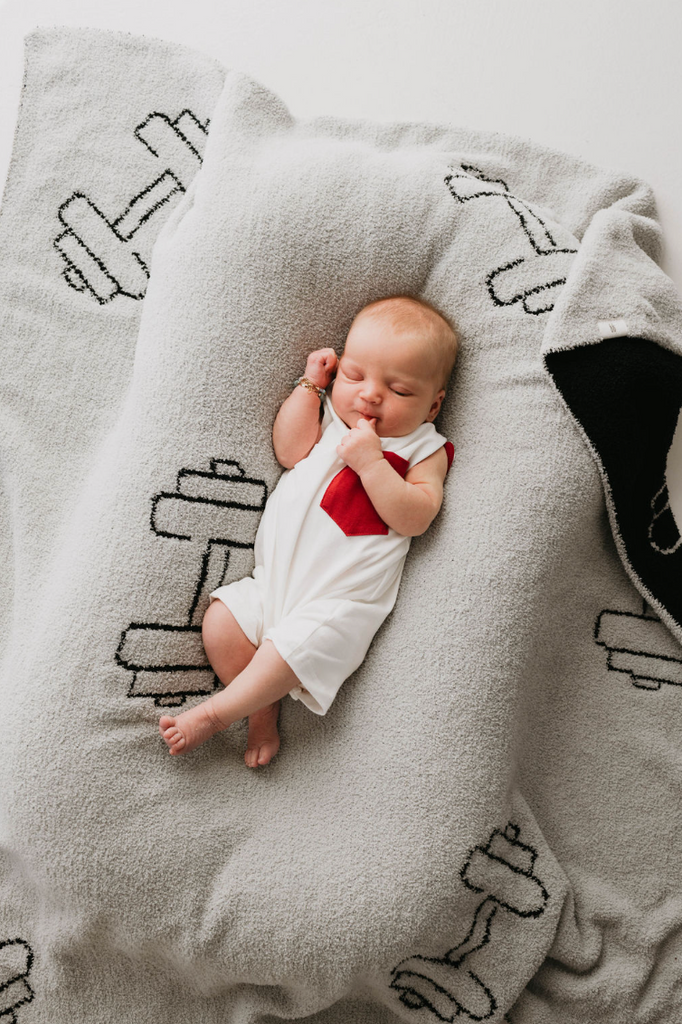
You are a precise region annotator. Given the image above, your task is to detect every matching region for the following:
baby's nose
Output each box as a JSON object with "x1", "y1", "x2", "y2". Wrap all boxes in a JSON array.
[{"x1": 359, "y1": 382, "x2": 381, "y2": 402}]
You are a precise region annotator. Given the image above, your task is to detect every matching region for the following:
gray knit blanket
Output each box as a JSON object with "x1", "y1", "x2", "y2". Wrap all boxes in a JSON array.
[{"x1": 1, "y1": 26, "x2": 682, "y2": 1024}]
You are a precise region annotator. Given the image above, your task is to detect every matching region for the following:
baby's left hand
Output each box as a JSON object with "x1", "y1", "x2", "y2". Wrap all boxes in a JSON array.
[{"x1": 336, "y1": 418, "x2": 383, "y2": 475}]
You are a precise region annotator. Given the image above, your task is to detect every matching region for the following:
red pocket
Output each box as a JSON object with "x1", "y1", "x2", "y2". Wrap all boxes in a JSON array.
[{"x1": 320, "y1": 452, "x2": 409, "y2": 536}]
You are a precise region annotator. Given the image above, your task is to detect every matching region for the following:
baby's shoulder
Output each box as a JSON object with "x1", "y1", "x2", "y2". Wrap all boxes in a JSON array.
[{"x1": 405, "y1": 444, "x2": 450, "y2": 485}]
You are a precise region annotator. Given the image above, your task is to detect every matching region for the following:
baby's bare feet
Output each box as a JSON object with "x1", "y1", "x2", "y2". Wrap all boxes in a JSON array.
[
  {"x1": 245, "y1": 700, "x2": 281, "y2": 768},
  {"x1": 159, "y1": 700, "x2": 225, "y2": 755}
]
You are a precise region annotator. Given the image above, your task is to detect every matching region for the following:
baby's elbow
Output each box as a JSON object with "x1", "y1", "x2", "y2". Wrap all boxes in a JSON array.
[
  {"x1": 408, "y1": 521, "x2": 432, "y2": 539},
  {"x1": 399, "y1": 517, "x2": 432, "y2": 539},
  {"x1": 274, "y1": 443, "x2": 312, "y2": 470},
  {"x1": 272, "y1": 435, "x2": 298, "y2": 469},
  {"x1": 411, "y1": 500, "x2": 443, "y2": 537}
]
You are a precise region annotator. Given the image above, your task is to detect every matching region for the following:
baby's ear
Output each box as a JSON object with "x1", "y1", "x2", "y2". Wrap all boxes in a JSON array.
[{"x1": 427, "y1": 388, "x2": 446, "y2": 421}]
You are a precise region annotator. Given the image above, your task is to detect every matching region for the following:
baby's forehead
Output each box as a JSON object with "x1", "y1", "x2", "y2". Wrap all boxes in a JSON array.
[
  {"x1": 341, "y1": 336, "x2": 441, "y2": 384},
  {"x1": 343, "y1": 320, "x2": 434, "y2": 358},
  {"x1": 342, "y1": 336, "x2": 419, "y2": 364},
  {"x1": 346, "y1": 316, "x2": 422, "y2": 348}
]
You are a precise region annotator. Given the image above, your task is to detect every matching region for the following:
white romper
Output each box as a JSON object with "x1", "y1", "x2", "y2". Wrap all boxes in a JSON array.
[{"x1": 209, "y1": 394, "x2": 453, "y2": 714}]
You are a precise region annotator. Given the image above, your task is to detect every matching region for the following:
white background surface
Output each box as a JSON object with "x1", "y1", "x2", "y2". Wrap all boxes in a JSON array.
[{"x1": 1, "y1": 0, "x2": 681, "y2": 519}]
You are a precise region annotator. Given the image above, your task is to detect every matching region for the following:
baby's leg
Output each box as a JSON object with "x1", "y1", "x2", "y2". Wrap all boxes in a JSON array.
[
  {"x1": 201, "y1": 598, "x2": 258, "y2": 685},
  {"x1": 201, "y1": 599, "x2": 283, "y2": 767},
  {"x1": 159, "y1": 637, "x2": 299, "y2": 765}
]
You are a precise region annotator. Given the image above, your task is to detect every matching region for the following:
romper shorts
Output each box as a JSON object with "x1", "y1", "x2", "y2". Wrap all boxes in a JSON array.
[{"x1": 209, "y1": 573, "x2": 385, "y2": 716}]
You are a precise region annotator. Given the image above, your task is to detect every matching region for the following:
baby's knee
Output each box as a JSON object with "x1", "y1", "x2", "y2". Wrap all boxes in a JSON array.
[
  {"x1": 202, "y1": 598, "x2": 258, "y2": 682},
  {"x1": 202, "y1": 598, "x2": 228, "y2": 644},
  {"x1": 202, "y1": 598, "x2": 256, "y2": 657}
]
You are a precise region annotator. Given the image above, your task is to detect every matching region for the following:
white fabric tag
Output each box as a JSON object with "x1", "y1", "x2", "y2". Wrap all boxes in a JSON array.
[{"x1": 598, "y1": 319, "x2": 630, "y2": 339}]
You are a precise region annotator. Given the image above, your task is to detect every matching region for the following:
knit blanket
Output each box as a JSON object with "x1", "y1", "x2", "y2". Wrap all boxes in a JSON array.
[{"x1": 1, "y1": 26, "x2": 682, "y2": 1024}]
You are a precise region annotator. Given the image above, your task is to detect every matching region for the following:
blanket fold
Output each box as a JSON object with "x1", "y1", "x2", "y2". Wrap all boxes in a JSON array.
[
  {"x1": 1, "y1": 26, "x2": 682, "y2": 1024},
  {"x1": 541, "y1": 184, "x2": 682, "y2": 641}
]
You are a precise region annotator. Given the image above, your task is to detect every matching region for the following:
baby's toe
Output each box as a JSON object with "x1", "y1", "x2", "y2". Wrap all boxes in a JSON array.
[
  {"x1": 161, "y1": 726, "x2": 185, "y2": 753},
  {"x1": 257, "y1": 742, "x2": 278, "y2": 766}
]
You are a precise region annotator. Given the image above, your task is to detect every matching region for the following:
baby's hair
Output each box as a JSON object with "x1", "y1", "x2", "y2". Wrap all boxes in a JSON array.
[{"x1": 351, "y1": 294, "x2": 459, "y2": 390}]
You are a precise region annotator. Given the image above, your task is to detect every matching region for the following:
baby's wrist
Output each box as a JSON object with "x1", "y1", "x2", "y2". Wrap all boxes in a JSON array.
[
  {"x1": 357, "y1": 451, "x2": 385, "y2": 480},
  {"x1": 294, "y1": 376, "x2": 326, "y2": 399},
  {"x1": 303, "y1": 373, "x2": 329, "y2": 389}
]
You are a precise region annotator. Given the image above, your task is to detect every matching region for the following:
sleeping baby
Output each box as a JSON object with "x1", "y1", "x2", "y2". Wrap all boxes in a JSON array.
[{"x1": 159, "y1": 294, "x2": 457, "y2": 766}]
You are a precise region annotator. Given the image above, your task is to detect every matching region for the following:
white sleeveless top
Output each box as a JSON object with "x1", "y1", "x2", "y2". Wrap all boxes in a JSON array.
[{"x1": 253, "y1": 393, "x2": 449, "y2": 619}]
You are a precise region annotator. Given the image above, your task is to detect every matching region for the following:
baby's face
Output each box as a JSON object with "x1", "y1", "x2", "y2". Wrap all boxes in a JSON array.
[{"x1": 331, "y1": 315, "x2": 446, "y2": 437}]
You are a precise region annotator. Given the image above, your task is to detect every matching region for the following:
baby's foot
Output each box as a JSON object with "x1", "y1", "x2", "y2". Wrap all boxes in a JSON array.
[
  {"x1": 244, "y1": 700, "x2": 281, "y2": 768},
  {"x1": 159, "y1": 700, "x2": 225, "y2": 755}
]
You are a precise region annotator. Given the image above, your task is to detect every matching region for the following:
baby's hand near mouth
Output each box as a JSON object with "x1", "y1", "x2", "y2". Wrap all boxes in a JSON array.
[{"x1": 336, "y1": 417, "x2": 383, "y2": 475}]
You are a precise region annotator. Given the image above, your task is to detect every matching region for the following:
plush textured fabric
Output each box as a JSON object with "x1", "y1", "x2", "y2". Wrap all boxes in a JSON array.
[{"x1": 1, "y1": 26, "x2": 682, "y2": 1024}]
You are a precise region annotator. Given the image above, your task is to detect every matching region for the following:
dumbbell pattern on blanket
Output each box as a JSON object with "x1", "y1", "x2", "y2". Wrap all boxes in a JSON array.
[{"x1": 2, "y1": 26, "x2": 682, "y2": 1024}]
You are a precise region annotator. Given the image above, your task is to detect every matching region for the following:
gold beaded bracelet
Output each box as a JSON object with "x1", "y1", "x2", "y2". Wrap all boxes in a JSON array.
[{"x1": 293, "y1": 376, "x2": 326, "y2": 400}]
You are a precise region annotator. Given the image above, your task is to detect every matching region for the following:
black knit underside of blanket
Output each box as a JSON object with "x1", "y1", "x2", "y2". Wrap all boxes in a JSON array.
[{"x1": 545, "y1": 336, "x2": 682, "y2": 632}]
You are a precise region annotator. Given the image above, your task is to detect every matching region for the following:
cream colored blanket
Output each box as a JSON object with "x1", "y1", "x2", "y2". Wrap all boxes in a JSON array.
[{"x1": 1, "y1": 26, "x2": 682, "y2": 1024}]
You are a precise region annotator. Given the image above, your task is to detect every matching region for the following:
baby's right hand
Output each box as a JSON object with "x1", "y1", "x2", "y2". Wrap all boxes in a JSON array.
[{"x1": 304, "y1": 348, "x2": 338, "y2": 389}]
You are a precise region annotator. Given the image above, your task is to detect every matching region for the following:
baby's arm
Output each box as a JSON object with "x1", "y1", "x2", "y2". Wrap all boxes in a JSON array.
[
  {"x1": 362, "y1": 447, "x2": 448, "y2": 536},
  {"x1": 337, "y1": 419, "x2": 448, "y2": 536},
  {"x1": 272, "y1": 348, "x2": 338, "y2": 469}
]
